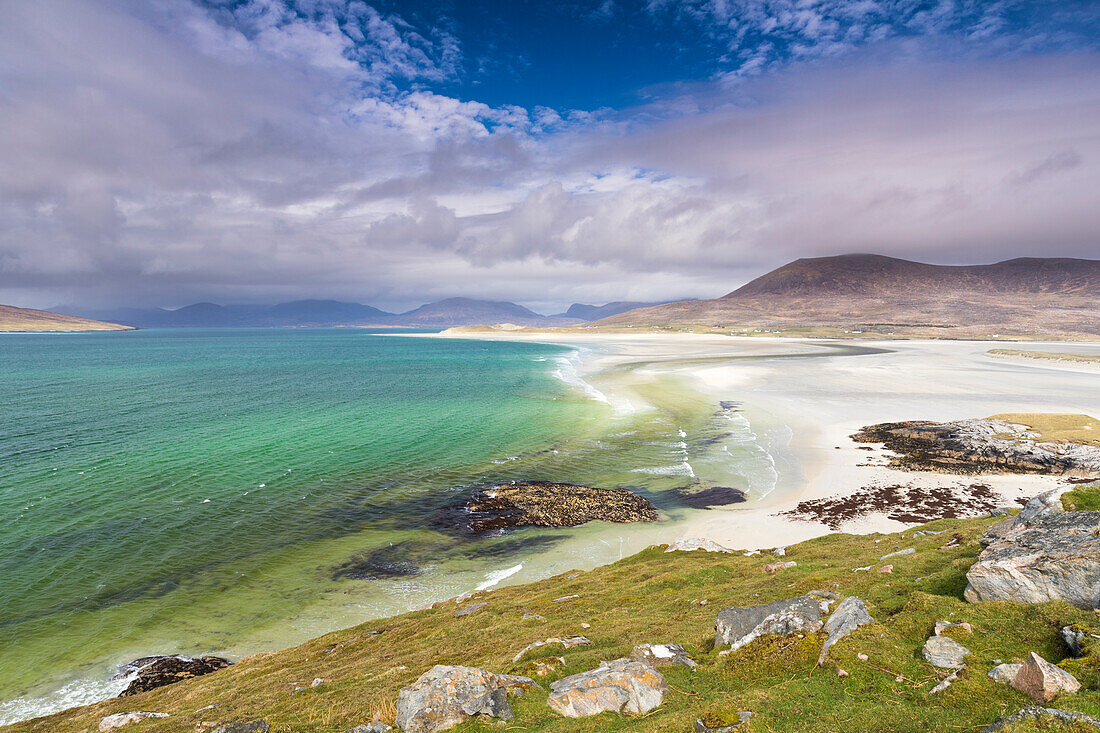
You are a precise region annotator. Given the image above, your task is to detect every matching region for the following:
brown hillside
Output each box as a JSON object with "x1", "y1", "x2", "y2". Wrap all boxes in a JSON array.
[
  {"x1": 0, "y1": 304, "x2": 135, "y2": 333},
  {"x1": 596, "y1": 254, "x2": 1100, "y2": 340}
]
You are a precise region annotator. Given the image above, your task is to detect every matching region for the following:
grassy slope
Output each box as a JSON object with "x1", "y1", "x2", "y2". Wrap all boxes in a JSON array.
[
  {"x1": 986, "y1": 413, "x2": 1100, "y2": 448},
  {"x1": 8, "y1": 503, "x2": 1100, "y2": 733},
  {"x1": 989, "y1": 349, "x2": 1100, "y2": 365}
]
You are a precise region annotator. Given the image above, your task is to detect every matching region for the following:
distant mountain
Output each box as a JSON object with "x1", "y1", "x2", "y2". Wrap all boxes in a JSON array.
[
  {"x1": 558, "y1": 301, "x2": 674, "y2": 321},
  {"x1": 394, "y1": 297, "x2": 578, "y2": 327},
  {"x1": 71, "y1": 297, "x2": 583, "y2": 329},
  {"x1": 596, "y1": 254, "x2": 1100, "y2": 339},
  {"x1": 0, "y1": 304, "x2": 134, "y2": 333}
]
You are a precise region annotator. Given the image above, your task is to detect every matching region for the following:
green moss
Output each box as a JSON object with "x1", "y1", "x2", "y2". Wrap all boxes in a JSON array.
[{"x1": 1062, "y1": 485, "x2": 1100, "y2": 512}]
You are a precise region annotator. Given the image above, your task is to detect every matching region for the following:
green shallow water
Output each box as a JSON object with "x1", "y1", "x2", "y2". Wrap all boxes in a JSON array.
[{"x1": 0, "y1": 328, "x2": 787, "y2": 723}]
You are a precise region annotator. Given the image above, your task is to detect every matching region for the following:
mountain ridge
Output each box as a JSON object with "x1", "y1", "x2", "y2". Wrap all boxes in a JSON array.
[{"x1": 0, "y1": 305, "x2": 135, "y2": 333}]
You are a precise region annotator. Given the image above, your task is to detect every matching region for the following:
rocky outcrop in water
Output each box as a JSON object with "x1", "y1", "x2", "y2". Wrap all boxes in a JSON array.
[
  {"x1": 853, "y1": 419, "x2": 1100, "y2": 476},
  {"x1": 673, "y1": 486, "x2": 747, "y2": 508},
  {"x1": 118, "y1": 655, "x2": 233, "y2": 696},
  {"x1": 437, "y1": 481, "x2": 658, "y2": 535}
]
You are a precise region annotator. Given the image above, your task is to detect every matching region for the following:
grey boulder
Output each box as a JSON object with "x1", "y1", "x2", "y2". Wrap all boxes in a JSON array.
[
  {"x1": 99, "y1": 712, "x2": 168, "y2": 731},
  {"x1": 211, "y1": 723, "x2": 269, "y2": 733},
  {"x1": 395, "y1": 666, "x2": 537, "y2": 733},
  {"x1": 694, "y1": 711, "x2": 753, "y2": 731},
  {"x1": 546, "y1": 658, "x2": 667, "y2": 718},
  {"x1": 817, "y1": 597, "x2": 874, "y2": 665},
  {"x1": 346, "y1": 724, "x2": 393, "y2": 733},
  {"x1": 922, "y1": 636, "x2": 970, "y2": 669},
  {"x1": 965, "y1": 511, "x2": 1100, "y2": 609},
  {"x1": 715, "y1": 596, "x2": 824, "y2": 651},
  {"x1": 987, "y1": 663, "x2": 1022, "y2": 684},
  {"x1": 629, "y1": 643, "x2": 697, "y2": 670},
  {"x1": 983, "y1": 706, "x2": 1100, "y2": 732}
]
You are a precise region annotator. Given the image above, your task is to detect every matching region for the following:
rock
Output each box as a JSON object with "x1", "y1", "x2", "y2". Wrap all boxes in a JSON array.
[
  {"x1": 454, "y1": 602, "x2": 487, "y2": 617},
  {"x1": 922, "y1": 636, "x2": 970, "y2": 669},
  {"x1": 1011, "y1": 652, "x2": 1081, "y2": 703},
  {"x1": 629, "y1": 643, "x2": 697, "y2": 670},
  {"x1": 880, "y1": 548, "x2": 914, "y2": 560},
  {"x1": 1062, "y1": 625, "x2": 1087, "y2": 657},
  {"x1": 818, "y1": 597, "x2": 874, "y2": 665},
  {"x1": 852, "y1": 419, "x2": 1100, "y2": 476},
  {"x1": 930, "y1": 671, "x2": 959, "y2": 694},
  {"x1": 511, "y1": 636, "x2": 591, "y2": 663},
  {"x1": 857, "y1": 653, "x2": 869, "y2": 661},
  {"x1": 434, "y1": 481, "x2": 658, "y2": 535},
  {"x1": 773, "y1": 547, "x2": 786, "y2": 557},
  {"x1": 715, "y1": 596, "x2": 824, "y2": 651},
  {"x1": 395, "y1": 666, "x2": 537, "y2": 733},
  {"x1": 694, "y1": 711, "x2": 753, "y2": 732},
  {"x1": 211, "y1": 723, "x2": 269, "y2": 733},
  {"x1": 546, "y1": 658, "x2": 667, "y2": 717},
  {"x1": 552, "y1": 594, "x2": 580, "y2": 603},
  {"x1": 763, "y1": 561, "x2": 796, "y2": 573},
  {"x1": 964, "y1": 510, "x2": 1100, "y2": 609},
  {"x1": 983, "y1": 706, "x2": 1100, "y2": 732},
  {"x1": 665, "y1": 538, "x2": 733, "y2": 553},
  {"x1": 878, "y1": 565, "x2": 893, "y2": 573},
  {"x1": 836, "y1": 668, "x2": 849, "y2": 678},
  {"x1": 521, "y1": 612, "x2": 546, "y2": 622},
  {"x1": 807, "y1": 590, "x2": 840, "y2": 601},
  {"x1": 99, "y1": 712, "x2": 168, "y2": 731},
  {"x1": 346, "y1": 724, "x2": 393, "y2": 733},
  {"x1": 119, "y1": 656, "x2": 233, "y2": 696},
  {"x1": 980, "y1": 488, "x2": 1070, "y2": 548},
  {"x1": 934, "y1": 621, "x2": 972, "y2": 636},
  {"x1": 987, "y1": 663, "x2": 1022, "y2": 684},
  {"x1": 673, "y1": 486, "x2": 747, "y2": 508}
]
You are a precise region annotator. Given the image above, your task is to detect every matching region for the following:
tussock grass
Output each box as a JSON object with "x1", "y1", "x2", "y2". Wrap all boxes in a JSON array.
[
  {"x1": 6, "y1": 514, "x2": 1099, "y2": 733},
  {"x1": 986, "y1": 413, "x2": 1100, "y2": 448}
]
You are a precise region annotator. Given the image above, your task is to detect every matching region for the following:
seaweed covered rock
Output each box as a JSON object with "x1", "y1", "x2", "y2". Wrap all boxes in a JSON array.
[
  {"x1": 395, "y1": 665, "x2": 537, "y2": 733},
  {"x1": 119, "y1": 656, "x2": 232, "y2": 696},
  {"x1": 853, "y1": 419, "x2": 1100, "y2": 476},
  {"x1": 438, "y1": 481, "x2": 658, "y2": 535}
]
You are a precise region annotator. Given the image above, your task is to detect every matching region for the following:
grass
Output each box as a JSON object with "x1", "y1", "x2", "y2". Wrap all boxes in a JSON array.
[
  {"x1": 1062, "y1": 485, "x2": 1100, "y2": 512},
  {"x1": 989, "y1": 349, "x2": 1100, "y2": 365},
  {"x1": 5, "y1": 513, "x2": 1099, "y2": 733},
  {"x1": 985, "y1": 413, "x2": 1100, "y2": 447}
]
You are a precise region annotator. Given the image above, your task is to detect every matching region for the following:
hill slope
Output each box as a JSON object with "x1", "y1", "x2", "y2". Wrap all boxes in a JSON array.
[
  {"x1": 598, "y1": 254, "x2": 1100, "y2": 339},
  {"x1": 0, "y1": 305, "x2": 134, "y2": 332},
  {"x1": 7, "y1": 506, "x2": 1099, "y2": 733}
]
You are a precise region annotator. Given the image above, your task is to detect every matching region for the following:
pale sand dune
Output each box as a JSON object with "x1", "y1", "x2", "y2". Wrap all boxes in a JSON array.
[{"x1": 437, "y1": 331, "x2": 1100, "y2": 550}]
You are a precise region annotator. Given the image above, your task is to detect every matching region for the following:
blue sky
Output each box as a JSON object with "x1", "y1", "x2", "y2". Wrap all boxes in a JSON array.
[{"x1": 1, "y1": 0, "x2": 1099, "y2": 310}]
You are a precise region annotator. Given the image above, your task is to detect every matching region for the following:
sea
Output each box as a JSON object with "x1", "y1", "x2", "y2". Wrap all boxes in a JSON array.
[{"x1": 0, "y1": 328, "x2": 793, "y2": 724}]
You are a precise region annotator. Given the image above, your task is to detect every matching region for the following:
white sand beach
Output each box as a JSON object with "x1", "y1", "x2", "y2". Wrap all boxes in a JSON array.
[{"x1": 438, "y1": 331, "x2": 1100, "y2": 552}]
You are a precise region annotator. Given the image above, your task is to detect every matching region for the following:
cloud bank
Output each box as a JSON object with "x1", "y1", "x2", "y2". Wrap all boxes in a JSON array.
[{"x1": 0, "y1": 0, "x2": 1097, "y2": 310}]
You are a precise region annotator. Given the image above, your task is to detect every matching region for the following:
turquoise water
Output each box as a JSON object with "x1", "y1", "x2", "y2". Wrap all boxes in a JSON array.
[{"x1": 0, "y1": 328, "x2": 781, "y2": 723}]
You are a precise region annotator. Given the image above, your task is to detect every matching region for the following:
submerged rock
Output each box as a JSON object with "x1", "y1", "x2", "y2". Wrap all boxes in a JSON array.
[
  {"x1": 119, "y1": 656, "x2": 232, "y2": 696},
  {"x1": 673, "y1": 486, "x2": 747, "y2": 509},
  {"x1": 99, "y1": 711, "x2": 168, "y2": 731},
  {"x1": 546, "y1": 658, "x2": 667, "y2": 717},
  {"x1": 964, "y1": 510, "x2": 1100, "y2": 609},
  {"x1": 715, "y1": 596, "x2": 824, "y2": 651},
  {"x1": 395, "y1": 665, "x2": 537, "y2": 733},
  {"x1": 853, "y1": 419, "x2": 1100, "y2": 476},
  {"x1": 437, "y1": 481, "x2": 659, "y2": 535}
]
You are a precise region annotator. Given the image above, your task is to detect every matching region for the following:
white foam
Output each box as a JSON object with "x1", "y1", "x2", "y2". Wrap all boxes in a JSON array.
[
  {"x1": 474, "y1": 563, "x2": 523, "y2": 591},
  {"x1": 549, "y1": 352, "x2": 610, "y2": 405},
  {"x1": 0, "y1": 675, "x2": 128, "y2": 726}
]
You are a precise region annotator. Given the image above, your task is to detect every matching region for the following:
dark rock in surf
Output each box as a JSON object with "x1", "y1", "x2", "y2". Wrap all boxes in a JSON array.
[
  {"x1": 118, "y1": 655, "x2": 233, "y2": 696},
  {"x1": 437, "y1": 481, "x2": 658, "y2": 536},
  {"x1": 674, "y1": 486, "x2": 747, "y2": 509},
  {"x1": 333, "y1": 541, "x2": 426, "y2": 581}
]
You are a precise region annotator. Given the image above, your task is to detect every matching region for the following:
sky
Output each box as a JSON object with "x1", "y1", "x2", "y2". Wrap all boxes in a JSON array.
[{"x1": 1, "y1": 0, "x2": 1098, "y2": 312}]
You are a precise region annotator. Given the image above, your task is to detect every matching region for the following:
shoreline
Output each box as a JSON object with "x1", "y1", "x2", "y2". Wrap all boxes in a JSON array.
[{"x1": 433, "y1": 331, "x2": 1099, "y2": 550}]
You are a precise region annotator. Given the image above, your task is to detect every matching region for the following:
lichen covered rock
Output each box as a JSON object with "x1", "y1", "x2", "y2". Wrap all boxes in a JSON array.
[{"x1": 546, "y1": 658, "x2": 667, "y2": 718}]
